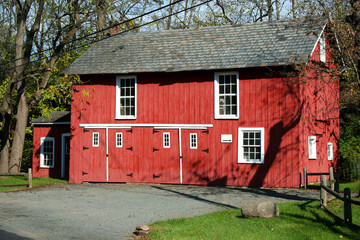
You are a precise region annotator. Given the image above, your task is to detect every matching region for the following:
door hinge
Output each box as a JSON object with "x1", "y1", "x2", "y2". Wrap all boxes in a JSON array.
[
  {"x1": 202, "y1": 148, "x2": 209, "y2": 153},
  {"x1": 126, "y1": 146, "x2": 133, "y2": 151},
  {"x1": 126, "y1": 173, "x2": 133, "y2": 178},
  {"x1": 153, "y1": 174, "x2": 160, "y2": 179},
  {"x1": 126, "y1": 129, "x2": 133, "y2": 133},
  {"x1": 153, "y1": 129, "x2": 159, "y2": 134},
  {"x1": 83, "y1": 129, "x2": 89, "y2": 133},
  {"x1": 202, "y1": 177, "x2": 210, "y2": 181},
  {"x1": 202, "y1": 129, "x2": 209, "y2": 134},
  {"x1": 153, "y1": 147, "x2": 160, "y2": 152},
  {"x1": 83, "y1": 146, "x2": 89, "y2": 150},
  {"x1": 82, "y1": 171, "x2": 88, "y2": 176}
]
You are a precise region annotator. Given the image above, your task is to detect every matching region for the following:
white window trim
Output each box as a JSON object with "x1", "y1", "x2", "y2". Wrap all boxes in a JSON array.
[
  {"x1": 327, "y1": 142, "x2": 334, "y2": 161},
  {"x1": 308, "y1": 136, "x2": 317, "y2": 159},
  {"x1": 214, "y1": 72, "x2": 239, "y2": 119},
  {"x1": 116, "y1": 75, "x2": 137, "y2": 120},
  {"x1": 238, "y1": 127, "x2": 265, "y2": 164},
  {"x1": 116, "y1": 132, "x2": 123, "y2": 148},
  {"x1": 190, "y1": 133, "x2": 197, "y2": 149},
  {"x1": 40, "y1": 137, "x2": 55, "y2": 168},
  {"x1": 320, "y1": 33, "x2": 326, "y2": 63},
  {"x1": 93, "y1": 132, "x2": 99, "y2": 147},
  {"x1": 163, "y1": 132, "x2": 170, "y2": 148}
]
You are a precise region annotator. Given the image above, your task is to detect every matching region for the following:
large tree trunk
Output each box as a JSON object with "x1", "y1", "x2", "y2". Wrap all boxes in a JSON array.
[
  {"x1": 8, "y1": 89, "x2": 29, "y2": 173},
  {"x1": 0, "y1": 110, "x2": 11, "y2": 173}
]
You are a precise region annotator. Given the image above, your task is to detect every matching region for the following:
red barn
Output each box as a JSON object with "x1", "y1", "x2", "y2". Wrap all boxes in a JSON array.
[
  {"x1": 31, "y1": 111, "x2": 71, "y2": 179},
  {"x1": 33, "y1": 19, "x2": 339, "y2": 188}
]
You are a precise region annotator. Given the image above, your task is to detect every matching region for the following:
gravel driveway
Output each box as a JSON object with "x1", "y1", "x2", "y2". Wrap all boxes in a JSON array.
[{"x1": 0, "y1": 183, "x2": 319, "y2": 240}]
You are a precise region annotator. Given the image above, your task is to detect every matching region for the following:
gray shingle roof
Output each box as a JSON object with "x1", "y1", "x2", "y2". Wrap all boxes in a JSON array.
[
  {"x1": 64, "y1": 18, "x2": 324, "y2": 75},
  {"x1": 31, "y1": 111, "x2": 70, "y2": 125}
]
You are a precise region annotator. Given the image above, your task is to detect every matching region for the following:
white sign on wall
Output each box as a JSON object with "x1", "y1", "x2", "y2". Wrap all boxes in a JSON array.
[{"x1": 221, "y1": 134, "x2": 232, "y2": 143}]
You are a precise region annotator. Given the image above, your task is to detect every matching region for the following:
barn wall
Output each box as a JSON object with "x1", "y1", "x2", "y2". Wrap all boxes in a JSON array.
[
  {"x1": 299, "y1": 33, "x2": 340, "y2": 183},
  {"x1": 32, "y1": 125, "x2": 70, "y2": 178},
  {"x1": 70, "y1": 67, "x2": 303, "y2": 187}
]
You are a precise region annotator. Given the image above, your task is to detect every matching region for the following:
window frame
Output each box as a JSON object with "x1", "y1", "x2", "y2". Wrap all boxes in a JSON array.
[
  {"x1": 40, "y1": 137, "x2": 55, "y2": 168},
  {"x1": 93, "y1": 132, "x2": 99, "y2": 147},
  {"x1": 115, "y1": 75, "x2": 137, "y2": 119},
  {"x1": 116, "y1": 132, "x2": 123, "y2": 148},
  {"x1": 308, "y1": 136, "x2": 317, "y2": 159},
  {"x1": 214, "y1": 72, "x2": 239, "y2": 119},
  {"x1": 327, "y1": 142, "x2": 333, "y2": 161},
  {"x1": 163, "y1": 132, "x2": 170, "y2": 148},
  {"x1": 190, "y1": 133, "x2": 197, "y2": 149},
  {"x1": 238, "y1": 127, "x2": 265, "y2": 164}
]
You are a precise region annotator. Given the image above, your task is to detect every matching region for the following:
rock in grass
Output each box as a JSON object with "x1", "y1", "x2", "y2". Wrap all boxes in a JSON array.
[{"x1": 241, "y1": 200, "x2": 279, "y2": 218}]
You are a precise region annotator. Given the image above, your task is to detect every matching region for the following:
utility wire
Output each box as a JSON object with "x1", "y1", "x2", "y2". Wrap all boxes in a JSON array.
[
  {"x1": 0, "y1": 0, "x2": 187, "y2": 68},
  {"x1": 0, "y1": 0, "x2": 213, "y2": 73}
]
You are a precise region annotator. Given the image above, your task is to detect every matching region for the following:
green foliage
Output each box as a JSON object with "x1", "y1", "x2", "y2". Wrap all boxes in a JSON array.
[
  {"x1": 339, "y1": 113, "x2": 360, "y2": 181},
  {"x1": 149, "y1": 201, "x2": 360, "y2": 240}
]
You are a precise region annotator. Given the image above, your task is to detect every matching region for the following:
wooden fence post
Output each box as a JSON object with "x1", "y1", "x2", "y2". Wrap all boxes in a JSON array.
[
  {"x1": 28, "y1": 168, "x2": 32, "y2": 189},
  {"x1": 334, "y1": 172, "x2": 339, "y2": 193},
  {"x1": 304, "y1": 168, "x2": 308, "y2": 190},
  {"x1": 320, "y1": 175, "x2": 327, "y2": 207},
  {"x1": 329, "y1": 167, "x2": 334, "y2": 191},
  {"x1": 344, "y1": 188, "x2": 352, "y2": 224}
]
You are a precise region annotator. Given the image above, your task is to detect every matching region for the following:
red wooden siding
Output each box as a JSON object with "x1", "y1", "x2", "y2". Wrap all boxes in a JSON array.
[
  {"x1": 299, "y1": 34, "x2": 340, "y2": 182},
  {"x1": 32, "y1": 125, "x2": 70, "y2": 178},
  {"x1": 70, "y1": 68, "x2": 304, "y2": 187}
]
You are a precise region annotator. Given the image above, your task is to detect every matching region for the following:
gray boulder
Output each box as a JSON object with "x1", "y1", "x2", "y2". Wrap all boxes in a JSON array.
[{"x1": 241, "y1": 200, "x2": 279, "y2": 218}]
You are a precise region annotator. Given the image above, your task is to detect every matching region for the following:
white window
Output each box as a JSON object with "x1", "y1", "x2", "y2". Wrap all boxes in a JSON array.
[
  {"x1": 238, "y1": 127, "x2": 265, "y2": 164},
  {"x1": 327, "y1": 142, "x2": 333, "y2": 160},
  {"x1": 163, "y1": 132, "x2": 170, "y2": 148},
  {"x1": 116, "y1": 133, "x2": 123, "y2": 148},
  {"x1": 40, "y1": 137, "x2": 55, "y2": 168},
  {"x1": 320, "y1": 33, "x2": 326, "y2": 63},
  {"x1": 116, "y1": 76, "x2": 137, "y2": 119},
  {"x1": 93, "y1": 132, "x2": 99, "y2": 147},
  {"x1": 308, "y1": 136, "x2": 317, "y2": 159},
  {"x1": 190, "y1": 133, "x2": 197, "y2": 149},
  {"x1": 214, "y1": 72, "x2": 239, "y2": 119}
]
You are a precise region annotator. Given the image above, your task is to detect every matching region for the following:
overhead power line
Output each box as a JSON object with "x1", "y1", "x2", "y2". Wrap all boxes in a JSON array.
[{"x1": 0, "y1": 0, "x2": 192, "y2": 69}]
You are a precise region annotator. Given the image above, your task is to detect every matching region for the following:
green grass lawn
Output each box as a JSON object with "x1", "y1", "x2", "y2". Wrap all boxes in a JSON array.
[
  {"x1": 0, "y1": 176, "x2": 67, "y2": 192},
  {"x1": 339, "y1": 180, "x2": 360, "y2": 193},
  {"x1": 149, "y1": 200, "x2": 360, "y2": 240}
]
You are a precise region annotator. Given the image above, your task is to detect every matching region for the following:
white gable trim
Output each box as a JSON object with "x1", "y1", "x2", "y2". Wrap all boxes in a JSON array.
[{"x1": 310, "y1": 24, "x2": 327, "y2": 59}]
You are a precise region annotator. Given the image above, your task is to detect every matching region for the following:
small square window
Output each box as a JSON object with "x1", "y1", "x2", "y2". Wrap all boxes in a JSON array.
[
  {"x1": 327, "y1": 142, "x2": 333, "y2": 160},
  {"x1": 308, "y1": 136, "x2": 316, "y2": 159},
  {"x1": 190, "y1": 133, "x2": 197, "y2": 149},
  {"x1": 163, "y1": 132, "x2": 170, "y2": 148},
  {"x1": 93, "y1": 132, "x2": 99, "y2": 147},
  {"x1": 116, "y1": 133, "x2": 123, "y2": 148}
]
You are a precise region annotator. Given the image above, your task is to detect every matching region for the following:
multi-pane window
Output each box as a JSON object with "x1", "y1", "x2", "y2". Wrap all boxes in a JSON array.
[
  {"x1": 214, "y1": 72, "x2": 239, "y2": 119},
  {"x1": 93, "y1": 132, "x2": 99, "y2": 147},
  {"x1": 190, "y1": 133, "x2": 197, "y2": 149},
  {"x1": 308, "y1": 136, "x2": 317, "y2": 159},
  {"x1": 327, "y1": 142, "x2": 333, "y2": 160},
  {"x1": 116, "y1": 133, "x2": 123, "y2": 148},
  {"x1": 116, "y1": 76, "x2": 137, "y2": 119},
  {"x1": 163, "y1": 132, "x2": 170, "y2": 148},
  {"x1": 40, "y1": 137, "x2": 55, "y2": 168},
  {"x1": 238, "y1": 127, "x2": 264, "y2": 164}
]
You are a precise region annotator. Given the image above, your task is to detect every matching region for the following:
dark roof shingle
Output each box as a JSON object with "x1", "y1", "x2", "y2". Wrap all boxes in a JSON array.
[{"x1": 64, "y1": 18, "x2": 324, "y2": 75}]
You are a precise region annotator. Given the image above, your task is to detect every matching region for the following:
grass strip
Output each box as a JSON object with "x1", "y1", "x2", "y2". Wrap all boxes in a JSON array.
[
  {"x1": 0, "y1": 176, "x2": 67, "y2": 192},
  {"x1": 149, "y1": 200, "x2": 360, "y2": 240}
]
